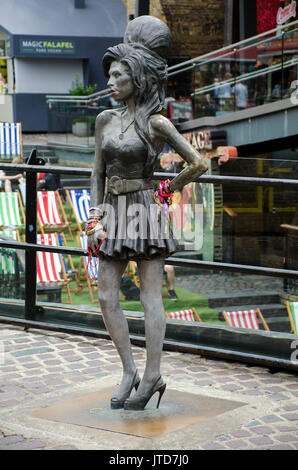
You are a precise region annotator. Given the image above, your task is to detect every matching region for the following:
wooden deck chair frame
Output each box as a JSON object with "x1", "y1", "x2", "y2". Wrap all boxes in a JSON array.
[
  {"x1": 124, "y1": 261, "x2": 140, "y2": 288},
  {"x1": 0, "y1": 122, "x2": 23, "y2": 161},
  {"x1": 286, "y1": 301, "x2": 298, "y2": 335},
  {"x1": 36, "y1": 233, "x2": 72, "y2": 304},
  {"x1": 0, "y1": 191, "x2": 25, "y2": 239},
  {"x1": 37, "y1": 190, "x2": 73, "y2": 240},
  {"x1": 66, "y1": 189, "x2": 90, "y2": 233},
  {"x1": 165, "y1": 307, "x2": 202, "y2": 322},
  {"x1": 75, "y1": 232, "x2": 98, "y2": 304},
  {"x1": 222, "y1": 308, "x2": 269, "y2": 331},
  {"x1": 56, "y1": 232, "x2": 77, "y2": 280}
]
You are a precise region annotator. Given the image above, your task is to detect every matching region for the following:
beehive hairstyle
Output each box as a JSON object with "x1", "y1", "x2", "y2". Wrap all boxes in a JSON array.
[{"x1": 102, "y1": 16, "x2": 172, "y2": 177}]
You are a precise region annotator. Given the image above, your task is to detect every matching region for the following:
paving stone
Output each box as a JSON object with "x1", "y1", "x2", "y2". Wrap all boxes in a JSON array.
[
  {"x1": 201, "y1": 442, "x2": 227, "y2": 450},
  {"x1": 220, "y1": 384, "x2": 243, "y2": 392},
  {"x1": 274, "y1": 434, "x2": 298, "y2": 443},
  {"x1": 11, "y1": 348, "x2": 54, "y2": 357},
  {"x1": 230, "y1": 429, "x2": 252, "y2": 438},
  {"x1": 2, "y1": 440, "x2": 47, "y2": 450},
  {"x1": 251, "y1": 426, "x2": 274, "y2": 435},
  {"x1": 276, "y1": 425, "x2": 297, "y2": 432},
  {"x1": 260, "y1": 415, "x2": 284, "y2": 424},
  {"x1": 281, "y1": 413, "x2": 298, "y2": 421},
  {"x1": 0, "y1": 399, "x2": 20, "y2": 407},
  {"x1": 249, "y1": 437, "x2": 274, "y2": 446},
  {"x1": 22, "y1": 362, "x2": 40, "y2": 369},
  {"x1": 225, "y1": 439, "x2": 249, "y2": 449},
  {"x1": 282, "y1": 404, "x2": 298, "y2": 411},
  {"x1": 0, "y1": 435, "x2": 24, "y2": 446}
]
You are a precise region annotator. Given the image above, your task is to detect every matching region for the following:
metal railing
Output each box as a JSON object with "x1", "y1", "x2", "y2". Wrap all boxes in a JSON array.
[
  {"x1": 0, "y1": 152, "x2": 298, "y2": 316},
  {"x1": 45, "y1": 19, "x2": 298, "y2": 136}
]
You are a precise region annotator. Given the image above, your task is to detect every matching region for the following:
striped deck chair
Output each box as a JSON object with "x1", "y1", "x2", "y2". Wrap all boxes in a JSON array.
[
  {"x1": 0, "y1": 230, "x2": 23, "y2": 299},
  {"x1": 286, "y1": 301, "x2": 298, "y2": 334},
  {"x1": 56, "y1": 232, "x2": 77, "y2": 279},
  {"x1": 37, "y1": 233, "x2": 72, "y2": 304},
  {"x1": 37, "y1": 191, "x2": 72, "y2": 239},
  {"x1": 75, "y1": 231, "x2": 98, "y2": 303},
  {"x1": 76, "y1": 233, "x2": 140, "y2": 303},
  {"x1": 0, "y1": 191, "x2": 25, "y2": 233},
  {"x1": 165, "y1": 308, "x2": 202, "y2": 322},
  {"x1": 0, "y1": 122, "x2": 23, "y2": 160},
  {"x1": 222, "y1": 309, "x2": 269, "y2": 331},
  {"x1": 66, "y1": 189, "x2": 90, "y2": 232}
]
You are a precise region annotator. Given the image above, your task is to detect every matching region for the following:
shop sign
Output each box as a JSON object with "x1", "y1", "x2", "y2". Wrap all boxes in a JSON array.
[
  {"x1": 276, "y1": 0, "x2": 296, "y2": 25},
  {"x1": 159, "y1": 129, "x2": 227, "y2": 169},
  {"x1": 19, "y1": 38, "x2": 76, "y2": 55},
  {"x1": 183, "y1": 129, "x2": 227, "y2": 151}
]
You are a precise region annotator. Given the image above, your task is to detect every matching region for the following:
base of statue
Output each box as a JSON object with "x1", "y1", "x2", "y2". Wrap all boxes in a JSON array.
[{"x1": 31, "y1": 386, "x2": 243, "y2": 439}]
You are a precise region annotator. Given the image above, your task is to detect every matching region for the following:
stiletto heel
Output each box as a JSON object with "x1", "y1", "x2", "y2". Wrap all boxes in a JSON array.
[
  {"x1": 111, "y1": 370, "x2": 140, "y2": 409},
  {"x1": 124, "y1": 376, "x2": 166, "y2": 411},
  {"x1": 156, "y1": 383, "x2": 166, "y2": 409}
]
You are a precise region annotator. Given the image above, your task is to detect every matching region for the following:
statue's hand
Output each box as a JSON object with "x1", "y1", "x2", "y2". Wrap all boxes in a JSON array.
[{"x1": 87, "y1": 224, "x2": 106, "y2": 253}]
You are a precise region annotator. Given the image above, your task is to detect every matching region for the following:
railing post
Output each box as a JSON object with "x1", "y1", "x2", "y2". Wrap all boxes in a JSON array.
[
  {"x1": 281, "y1": 30, "x2": 285, "y2": 99},
  {"x1": 24, "y1": 149, "x2": 44, "y2": 320}
]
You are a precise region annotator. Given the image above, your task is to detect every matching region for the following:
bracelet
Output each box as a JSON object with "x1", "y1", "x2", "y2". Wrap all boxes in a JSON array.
[
  {"x1": 85, "y1": 220, "x2": 103, "y2": 236},
  {"x1": 88, "y1": 207, "x2": 103, "y2": 219}
]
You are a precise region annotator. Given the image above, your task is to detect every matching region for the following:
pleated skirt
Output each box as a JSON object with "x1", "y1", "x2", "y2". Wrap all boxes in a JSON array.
[{"x1": 99, "y1": 189, "x2": 178, "y2": 260}]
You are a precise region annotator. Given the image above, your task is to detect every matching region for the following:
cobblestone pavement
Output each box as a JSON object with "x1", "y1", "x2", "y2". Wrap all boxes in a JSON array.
[{"x1": 0, "y1": 323, "x2": 297, "y2": 451}]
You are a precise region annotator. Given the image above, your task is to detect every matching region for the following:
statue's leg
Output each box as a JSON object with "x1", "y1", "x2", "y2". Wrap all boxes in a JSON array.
[
  {"x1": 135, "y1": 258, "x2": 166, "y2": 394},
  {"x1": 97, "y1": 258, "x2": 139, "y2": 399}
]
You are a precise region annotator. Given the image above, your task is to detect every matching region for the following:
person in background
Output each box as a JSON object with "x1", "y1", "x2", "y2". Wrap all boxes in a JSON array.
[
  {"x1": 232, "y1": 81, "x2": 248, "y2": 110},
  {"x1": 0, "y1": 157, "x2": 23, "y2": 192},
  {"x1": 38, "y1": 163, "x2": 66, "y2": 200},
  {"x1": 164, "y1": 264, "x2": 178, "y2": 301}
]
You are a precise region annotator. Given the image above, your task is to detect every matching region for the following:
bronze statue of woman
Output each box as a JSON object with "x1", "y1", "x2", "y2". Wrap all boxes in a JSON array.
[{"x1": 87, "y1": 15, "x2": 208, "y2": 411}]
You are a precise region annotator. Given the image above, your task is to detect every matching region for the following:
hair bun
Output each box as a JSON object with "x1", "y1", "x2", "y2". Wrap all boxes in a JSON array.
[{"x1": 124, "y1": 15, "x2": 172, "y2": 59}]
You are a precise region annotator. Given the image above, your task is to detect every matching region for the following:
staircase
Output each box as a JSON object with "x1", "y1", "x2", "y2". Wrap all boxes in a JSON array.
[{"x1": 208, "y1": 290, "x2": 291, "y2": 333}]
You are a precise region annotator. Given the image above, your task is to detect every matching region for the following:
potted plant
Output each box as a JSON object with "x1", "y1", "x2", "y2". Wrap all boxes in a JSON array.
[
  {"x1": 72, "y1": 116, "x2": 96, "y2": 137},
  {"x1": 69, "y1": 74, "x2": 97, "y2": 96}
]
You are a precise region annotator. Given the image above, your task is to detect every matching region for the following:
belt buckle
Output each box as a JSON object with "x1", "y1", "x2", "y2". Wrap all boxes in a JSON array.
[{"x1": 110, "y1": 176, "x2": 123, "y2": 195}]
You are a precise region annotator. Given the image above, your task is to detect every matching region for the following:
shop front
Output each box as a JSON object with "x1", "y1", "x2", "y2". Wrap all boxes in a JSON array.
[{"x1": 0, "y1": 0, "x2": 126, "y2": 131}]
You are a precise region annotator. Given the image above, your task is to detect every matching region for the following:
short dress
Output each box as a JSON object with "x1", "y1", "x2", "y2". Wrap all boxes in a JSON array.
[{"x1": 97, "y1": 136, "x2": 178, "y2": 261}]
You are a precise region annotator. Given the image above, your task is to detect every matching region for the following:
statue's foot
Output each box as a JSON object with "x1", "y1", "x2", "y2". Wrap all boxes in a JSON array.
[{"x1": 110, "y1": 370, "x2": 140, "y2": 409}]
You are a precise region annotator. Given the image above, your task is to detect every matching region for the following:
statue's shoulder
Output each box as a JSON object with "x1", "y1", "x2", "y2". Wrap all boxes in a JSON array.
[
  {"x1": 96, "y1": 108, "x2": 122, "y2": 127},
  {"x1": 149, "y1": 113, "x2": 175, "y2": 134}
]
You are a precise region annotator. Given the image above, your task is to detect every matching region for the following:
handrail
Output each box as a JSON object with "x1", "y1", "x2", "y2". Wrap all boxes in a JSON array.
[
  {"x1": 0, "y1": 239, "x2": 297, "y2": 281},
  {"x1": 45, "y1": 19, "x2": 298, "y2": 104},
  {"x1": 0, "y1": 163, "x2": 298, "y2": 188},
  {"x1": 191, "y1": 57, "x2": 298, "y2": 96},
  {"x1": 168, "y1": 26, "x2": 298, "y2": 78},
  {"x1": 168, "y1": 19, "x2": 298, "y2": 73}
]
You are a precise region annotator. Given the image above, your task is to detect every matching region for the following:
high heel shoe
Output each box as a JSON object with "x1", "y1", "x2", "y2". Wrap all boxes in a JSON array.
[
  {"x1": 123, "y1": 376, "x2": 166, "y2": 411},
  {"x1": 110, "y1": 370, "x2": 140, "y2": 410}
]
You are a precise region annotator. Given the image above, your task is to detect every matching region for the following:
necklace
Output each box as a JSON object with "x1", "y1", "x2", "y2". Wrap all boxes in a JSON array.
[{"x1": 119, "y1": 111, "x2": 134, "y2": 140}]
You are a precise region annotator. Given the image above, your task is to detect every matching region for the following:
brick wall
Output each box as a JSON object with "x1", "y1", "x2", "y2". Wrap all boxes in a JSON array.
[{"x1": 122, "y1": 0, "x2": 226, "y2": 58}]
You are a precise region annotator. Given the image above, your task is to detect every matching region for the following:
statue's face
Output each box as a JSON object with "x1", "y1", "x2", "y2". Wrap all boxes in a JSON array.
[{"x1": 107, "y1": 61, "x2": 134, "y2": 102}]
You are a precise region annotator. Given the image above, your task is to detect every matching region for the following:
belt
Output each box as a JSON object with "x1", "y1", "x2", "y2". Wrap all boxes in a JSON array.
[{"x1": 107, "y1": 176, "x2": 152, "y2": 195}]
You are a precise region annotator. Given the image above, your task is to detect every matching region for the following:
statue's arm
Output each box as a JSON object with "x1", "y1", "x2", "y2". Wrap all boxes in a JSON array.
[
  {"x1": 150, "y1": 115, "x2": 208, "y2": 192},
  {"x1": 88, "y1": 111, "x2": 112, "y2": 251},
  {"x1": 90, "y1": 111, "x2": 109, "y2": 207}
]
